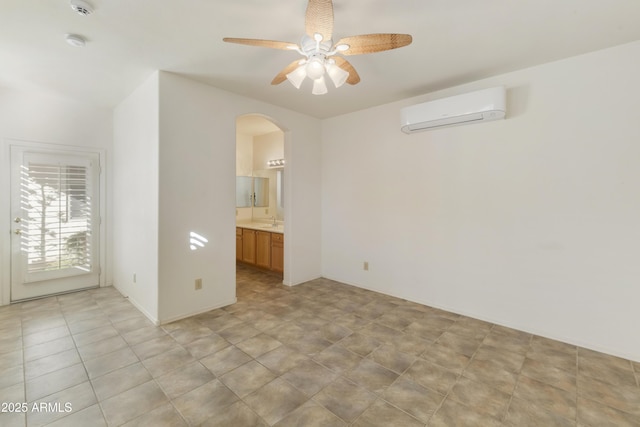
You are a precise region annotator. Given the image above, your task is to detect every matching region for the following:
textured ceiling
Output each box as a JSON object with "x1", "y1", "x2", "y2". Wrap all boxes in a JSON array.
[{"x1": 2, "y1": 0, "x2": 640, "y2": 118}]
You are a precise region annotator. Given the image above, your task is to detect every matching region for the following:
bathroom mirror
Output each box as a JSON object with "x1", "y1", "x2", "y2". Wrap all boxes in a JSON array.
[
  {"x1": 236, "y1": 176, "x2": 270, "y2": 208},
  {"x1": 236, "y1": 171, "x2": 283, "y2": 221},
  {"x1": 253, "y1": 177, "x2": 269, "y2": 207},
  {"x1": 252, "y1": 169, "x2": 284, "y2": 221},
  {"x1": 236, "y1": 176, "x2": 253, "y2": 208}
]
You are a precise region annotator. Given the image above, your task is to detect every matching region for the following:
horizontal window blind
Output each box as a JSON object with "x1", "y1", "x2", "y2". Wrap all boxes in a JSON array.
[{"x1": 21, "y1": 162, "x2": 93, "y2": 273}]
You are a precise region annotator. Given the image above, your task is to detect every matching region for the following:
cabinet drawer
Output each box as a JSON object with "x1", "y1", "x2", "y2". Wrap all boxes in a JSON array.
[
  {"x1": 271, "y1": 233, "x2": 284, "y2": 243},
  {"x1": 236, "y1": 227, "x2": 243, "y2": 236}
]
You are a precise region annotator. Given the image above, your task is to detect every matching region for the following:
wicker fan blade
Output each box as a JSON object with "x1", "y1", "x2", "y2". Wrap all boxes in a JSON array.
[
  {"x1": 223, "y1": 38, "x2": 297, "y2": 50},
  {"x1": 305, "y1": 0, "x2": 334, "y2": 41},
  {"x1": 333, "y1": 57, "x2": 360, "y2": 85},
  {"x1": 271, "y1": 60, "x2": 303, "y2": 85},
  {"x1": 335, "y1": 34, "x2": 412, "y2": 56}
]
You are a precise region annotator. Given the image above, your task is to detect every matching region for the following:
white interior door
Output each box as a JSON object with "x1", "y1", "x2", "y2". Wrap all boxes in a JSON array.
[{"x1": 10, "y1": 147, "x2": 101, "y2": 301}]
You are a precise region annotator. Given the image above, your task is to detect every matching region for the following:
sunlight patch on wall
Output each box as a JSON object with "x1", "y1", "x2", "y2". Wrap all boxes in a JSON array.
[{"x1": 189, "y1": 231, "x2": 208, "y2": 251}]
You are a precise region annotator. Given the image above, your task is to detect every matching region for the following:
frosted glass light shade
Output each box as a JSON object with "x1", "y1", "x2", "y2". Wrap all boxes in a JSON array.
[
  {"x1": 306, "y1": 58, "x2": 325, "y2": 80},
  {"x1": 286, "y1": 65, "x2": 307, "y2": 89},
  {"x1": 312, "y1": 76, "x2": 328, "y2": 95},
  {"x1": 326, "y1": 63, "x2": 349, "y2": 88}
]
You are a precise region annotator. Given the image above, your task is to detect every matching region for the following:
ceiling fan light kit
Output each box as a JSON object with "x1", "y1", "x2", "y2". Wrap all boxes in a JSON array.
[
  {"x1": 326, "y1": 61, "x2": 349, "y2": 87},
  {"x1": 286, "y1": 65, "x2": 307, "y2": 89},
  {"x1": 281, "y1": 34, "x2": 352, "y2": 92},
  {"x1": 223, "y1": 0, "x2": 412, "y2": 95},
  {"x1": 312, "y1": 76, "x2": 328, "y2": 95}
]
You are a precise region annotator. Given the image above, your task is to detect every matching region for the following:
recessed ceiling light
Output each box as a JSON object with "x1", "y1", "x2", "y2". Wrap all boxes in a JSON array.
[
  {"x1": 70, "y1": 0, "x2": 93, "y2": 16},
  {"x1": 65, "y1": 34, "x2": 86, "y2": 47}
]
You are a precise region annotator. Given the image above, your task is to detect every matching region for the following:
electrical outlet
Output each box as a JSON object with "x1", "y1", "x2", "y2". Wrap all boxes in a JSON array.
[
  {"x1": 133, "y1": 273, "x2": 136, "y2": 283},
  {"x1": 195, "y1": 278, "x2": 202, "y2": 290},
  {"x1": 363, "y1": 262, "x2": 369, "y2": 271},
  {"x1": 265, "y1": 208, "x2": 269, "y2": 214}
]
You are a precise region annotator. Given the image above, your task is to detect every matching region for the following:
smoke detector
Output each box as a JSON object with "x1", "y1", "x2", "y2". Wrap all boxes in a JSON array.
[
  {"x1": 70, "y1": 0, "x2": 93, "y2": 16},
  {"x1": 65, "y1": 34, "x2": 86, "y2": 47}
]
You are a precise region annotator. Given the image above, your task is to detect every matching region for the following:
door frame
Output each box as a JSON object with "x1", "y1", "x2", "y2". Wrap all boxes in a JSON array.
[{"x1": 1, "y1": 138, "x2": 107, "y2": 305}]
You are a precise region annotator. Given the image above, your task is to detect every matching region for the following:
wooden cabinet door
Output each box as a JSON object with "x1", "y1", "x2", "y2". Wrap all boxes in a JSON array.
[
  {"x1": 242, "y1": 229, "x2": 256, "y2": 264},
  {"x1": 271, "y1": 233, "x2": 284, "y2": 273},
  {"x1": 236, "y1": 228, "x2": 243, "y2": 261},
  {"x1": 256, "y1": 231, "x2": 271, "y2": 268}
]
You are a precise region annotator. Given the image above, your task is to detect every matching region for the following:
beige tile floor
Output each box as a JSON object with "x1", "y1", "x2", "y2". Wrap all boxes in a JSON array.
[{"x1": 1, "y1": 264, "x2": 640, "y2": 426}]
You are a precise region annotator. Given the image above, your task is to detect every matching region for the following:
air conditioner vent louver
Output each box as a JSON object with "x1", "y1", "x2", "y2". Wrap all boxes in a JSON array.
[{"x1": 401, "y1": 86, "x2": 506, "y2": 134}]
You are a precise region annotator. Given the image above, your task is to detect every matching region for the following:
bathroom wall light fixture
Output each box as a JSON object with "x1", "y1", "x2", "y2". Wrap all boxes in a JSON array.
[{"x1": 267, "y1": 159, "x2": 285, "y2": 167}]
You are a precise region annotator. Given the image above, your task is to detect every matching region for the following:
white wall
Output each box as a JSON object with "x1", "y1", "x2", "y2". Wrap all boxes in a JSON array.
[
  {"x1": 0, "y1": 87, "x2": 113, "y2": 305},
  {"x1": 321, "y1": 40, "x2": 640, "y2": 362},
  {"x1": 253, "y1": 131, "x2": 284, "y2": 171},
  {"x1": 112, "y1": 72, "x2": 160, "y2": 322},
  {"x1": 157, "y1": 72, "x2": 321, "y2": 323},
  {"x1": 235, "y1": 132, "x2": 253, "y2": 222},
  {"x1": 236, "y1": 132, "x2": 253, "y2": 176}
]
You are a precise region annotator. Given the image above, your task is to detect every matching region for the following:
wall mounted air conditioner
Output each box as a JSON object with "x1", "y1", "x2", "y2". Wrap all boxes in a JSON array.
[{"x1": 400, "y1": 86, "x2": 506, "y2": 134}]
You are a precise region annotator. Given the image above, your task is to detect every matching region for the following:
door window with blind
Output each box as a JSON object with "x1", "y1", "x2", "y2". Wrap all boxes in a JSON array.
[
  {"x1": 10, "y1": 147, "x2": 101, "y2": 301},
  {"x1": 21, "y1": 161, "x2": 94, "y2": 281}
]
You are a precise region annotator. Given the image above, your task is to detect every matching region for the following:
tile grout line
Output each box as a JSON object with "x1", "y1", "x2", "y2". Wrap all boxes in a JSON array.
[
  {"x1": 632, "y1": 360, "x2": 640, "y2": 388},
  {"x1": 324, "y1": 338, "x2": 419, "y2": 426},
  {"x1": 157, "y1": 326, "x2": 232, "y2": 427},
  {"x1": 326, "y1": 313, "x2": 426, "y2": 424},
  {"x1": 93, "y1": 289, "x2": 155, "y2": 427},
  {"x1": 211, "y1": 294, "x2": 405, "y2": 425},
  {"x1": 575, "y1": 345, "x2": 580, "y2": 424},
  {"x1": 34, "y1": 290, "x2": 152, "y2": 426},
  {"x1": 397, "y1": 323, "x2": 452, "y2": 426},
  {"x1": 20, "y1": 293, "x2": 98, "y2": 426},
  {"x1": 419, "y1": 319, "x2": 491, "y2": 425},
  {"x1": 7, "y1": 272, "x2": 640, "y2": 427},
  {"x1": 110, "y1": 288, "x2": 206, "y2": 426},
  {"x1": 305, "y1": 313, "x2": 364, "y2": 418},
  {"x1": 500, "y1": 332, "x2": 533, "y2": 424},
  {"x1": 80, "y1": 292, "x2": 114, "y2": 427},
  {"x1": 20, "y1": 305, "x2": 27, "y2": 427},
  {"x1": 161, "y1": 314, "x2": 274, "y2": 426},
  {"x1": 64, "y1": 291, "x2": 114, "y2": 427},
  {"x1": 22, "y1": 298, "x2": 69, "y2": 425}
]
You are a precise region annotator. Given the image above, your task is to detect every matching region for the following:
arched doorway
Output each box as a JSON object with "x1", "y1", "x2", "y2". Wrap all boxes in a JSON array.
[{"x1": 235, "y1": 114, "x2": 287, "y2": 283}]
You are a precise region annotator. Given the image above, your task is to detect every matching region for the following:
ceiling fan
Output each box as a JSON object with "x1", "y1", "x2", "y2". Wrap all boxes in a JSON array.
[{"x1": 223, "y1": 0, "x2": 412, "y2": 95}]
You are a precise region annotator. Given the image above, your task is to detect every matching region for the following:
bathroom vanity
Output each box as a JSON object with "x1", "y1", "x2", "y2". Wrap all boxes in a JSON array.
[{"x1": 236, "y1": 224, "x2": 284, "y2": 275}]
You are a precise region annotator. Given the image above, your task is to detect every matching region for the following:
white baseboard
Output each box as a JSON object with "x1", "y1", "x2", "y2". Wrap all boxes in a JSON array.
[
  {"x1": 158, "y1": 298, "x2": 238, "y2": 325},
  {"x1": 112, "y1": 283, "x2": 160, "y2": 325},
  {"x1": 321, "y1": 274, "x2": 640, "y2": 363}
]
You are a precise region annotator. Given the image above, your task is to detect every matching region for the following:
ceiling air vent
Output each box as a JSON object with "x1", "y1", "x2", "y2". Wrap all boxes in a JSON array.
[{"x1": 70, "y1": 0, "x2": 94, "y2": 16}]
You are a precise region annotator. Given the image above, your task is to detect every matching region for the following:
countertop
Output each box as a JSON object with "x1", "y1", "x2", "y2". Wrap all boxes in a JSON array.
[{"x1": 236, "y1": 222, "x2": 284, "y2": 234}]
